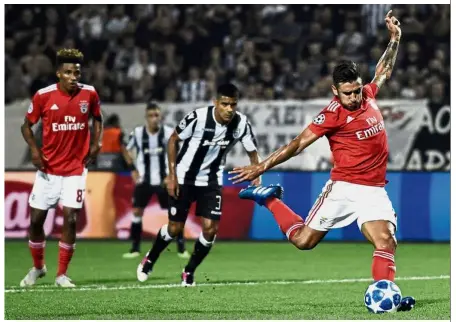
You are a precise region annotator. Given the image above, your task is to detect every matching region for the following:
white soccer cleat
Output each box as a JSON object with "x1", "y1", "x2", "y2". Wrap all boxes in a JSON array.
[
  {"x1": 177, "y1": 250, "x2": 191, "y2": 259},
  {"x1": 20, "y1": 265, "x2": 47, "y2": 287},
  {"x1": 137, "y1": 253, "x2": 152, "y2": 282},
  {"x1": 123, "y1": 251, "x2": 140, "y2": 259},
  {"x1": 55, "y1": 275, "x2": 76, "y2": 288}
]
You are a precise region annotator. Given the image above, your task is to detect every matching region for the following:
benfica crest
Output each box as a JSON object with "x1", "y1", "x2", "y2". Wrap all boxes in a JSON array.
[{"x1": 79, "y1": 101, "x2": 89, "y2": 114}]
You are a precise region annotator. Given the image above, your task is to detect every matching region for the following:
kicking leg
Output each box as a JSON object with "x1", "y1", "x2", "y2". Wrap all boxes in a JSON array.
[
  {"x1": 239, "y1": 185, "x2": 327, "y2": 250},
  {"x1": 182, "y1": 218, "x2": 218, "y2": 286},
  {"x1": 55, "y1": 207, "x2": 78, "y2": 287},
  {"x1": 20, "y1": 208, "x2": 48, "y2": 287},
  {"x1": 265, "y1": 198, "x2": 327, "y2": 250}
]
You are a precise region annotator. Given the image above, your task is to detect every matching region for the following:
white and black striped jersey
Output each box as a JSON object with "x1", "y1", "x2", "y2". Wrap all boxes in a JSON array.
[
  {"x1": 175, "y1": 105, "x2": 257, "y2": 187},
  {"x1": 126, "y1": 124, "x2": 174, "y2": 186}
]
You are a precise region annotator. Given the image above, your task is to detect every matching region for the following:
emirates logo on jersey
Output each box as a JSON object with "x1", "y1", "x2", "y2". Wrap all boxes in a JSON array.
[
  {"x1": 52, "y1": 116, "x2": 86, "y2": 132},
  {"x1": 313, "y1": 114, "x2": 325, "y2": 125}
]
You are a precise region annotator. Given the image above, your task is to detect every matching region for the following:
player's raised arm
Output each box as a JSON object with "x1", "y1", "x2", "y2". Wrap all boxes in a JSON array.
[{"x1": 372, "y1": 10, "x2": 402, "y2": 89}]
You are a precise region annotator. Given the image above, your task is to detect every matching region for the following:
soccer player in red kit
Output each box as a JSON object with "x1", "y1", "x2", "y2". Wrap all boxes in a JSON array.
[
  {"x1": 20, "y1": 49, "x2": 103, "y2": 288},
  {"x1": 230, "y1": 11, "x2": 415, "y2": 311}
]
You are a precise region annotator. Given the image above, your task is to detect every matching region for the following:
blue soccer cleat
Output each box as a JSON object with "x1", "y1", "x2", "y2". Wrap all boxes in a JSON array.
[
  {"x1": 397, "y1": 296, "x2": 416, "y2": 312},
  {"x1": 238, "y1": 184, "x2": 284, "y2": 206}
]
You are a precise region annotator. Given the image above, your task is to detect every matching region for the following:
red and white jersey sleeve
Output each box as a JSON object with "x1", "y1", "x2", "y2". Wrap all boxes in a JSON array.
[
  {"x1": 90, "y1": 90, "x2": 102, "y2": 118},
  {"x1": 363, "y1": 83, "x2": 379, "y2": 99},
  {"x1": 308, "y1": 100, "x2": 344, "y2": 137},
  {"x1": 26, "y1": 92, "x2": 43, "y2": 124}
]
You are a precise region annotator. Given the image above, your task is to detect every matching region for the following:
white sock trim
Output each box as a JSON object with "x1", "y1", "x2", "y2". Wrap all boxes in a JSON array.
[
  {"x1": 131, "y1": 216, "x2": 142, "y2": 224},
  {"x1": 198, "y1": 233, "x2": 215, "y2": 247},
  {"x1": 160, "y1": 225, "x2": 173, "y2": 242}
]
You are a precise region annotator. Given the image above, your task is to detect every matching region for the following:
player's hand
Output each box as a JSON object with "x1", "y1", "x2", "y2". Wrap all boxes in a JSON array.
[
  {"x1": 131, "y1": 170, "x2": 139, "y2": 184},
  {"x1": 31, "y1": 148, "x2": 47, "y2": 171},
  {"x1": 163, "y1": 175, "x2": 169, "y2": 188},
  {"x1": 84, "y1": 143, "x2": 102, "y2": 165},
  {"x1": 385, "y1": 10, "x2": 401, "y2": 40},
  {"x1": 229, "y1": 164, "x2": 264, "y2": 184},
  {"x1": 167, "y1": 174, "x2": 179, "y2": 199}
]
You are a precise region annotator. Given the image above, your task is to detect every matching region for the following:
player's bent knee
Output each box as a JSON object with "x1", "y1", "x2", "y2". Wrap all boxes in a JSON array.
[
  {"x1": 167, "y1": 221, "x2": 184, "y2": 237},
  {"x1": 292, "y1": 235, "x2": 317, "y2": 251},
  {"x1": 202, "y1": 222, "x2": 218, "y2": 241},
  {"x1": 373, "y1": 232, "x2": 397, "y2": 251}
]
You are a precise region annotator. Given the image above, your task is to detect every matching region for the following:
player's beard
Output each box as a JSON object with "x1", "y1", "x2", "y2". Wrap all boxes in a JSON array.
[{"x1": 345, "y1": 101, "x2": 361, "y2": 111}]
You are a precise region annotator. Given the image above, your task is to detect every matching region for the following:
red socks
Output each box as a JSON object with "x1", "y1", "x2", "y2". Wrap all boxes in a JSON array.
[
  {"x1": 57, "y1": 241, "x2": 76, "y2": 277},
  {"x1": 29, "y1": 240, "x2": 46, "y2": 269},
  {"x1": 265, "y1": 198, "x2": 304, "y2": 240},
  {"x1": 372, "y1": 249, "x2": 396, "y2": 281}
]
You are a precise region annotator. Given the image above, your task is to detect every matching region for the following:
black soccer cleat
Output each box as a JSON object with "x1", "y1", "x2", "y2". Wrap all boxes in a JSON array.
[
  {"x1": 181, "y1": 270, "x2": 195, "y2": 287},
  {"x1": 397, "y1": 296, "x2": 416, "y2": 312}
]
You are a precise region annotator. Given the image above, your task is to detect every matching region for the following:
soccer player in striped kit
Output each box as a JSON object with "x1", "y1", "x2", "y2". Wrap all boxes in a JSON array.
[{"x1": 123, "y1": 102, "x2": 190, "y2": 259}]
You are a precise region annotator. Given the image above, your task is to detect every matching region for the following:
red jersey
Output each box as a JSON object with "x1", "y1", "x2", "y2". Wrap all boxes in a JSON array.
[
  {"x1": 308, "y1": 83, "x2": 388, "y2": 187},
  {"x1": 26, "y1": 83, "x2": 102, "y2": 176}
]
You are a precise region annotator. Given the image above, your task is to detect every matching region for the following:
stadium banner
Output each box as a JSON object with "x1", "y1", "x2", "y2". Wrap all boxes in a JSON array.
[
  {"x1": 5, "y1": 171, "x2": 449, "y2": 241},
  {"x1": 5, "y1": 99, "x2": 449, "y2": 171}
]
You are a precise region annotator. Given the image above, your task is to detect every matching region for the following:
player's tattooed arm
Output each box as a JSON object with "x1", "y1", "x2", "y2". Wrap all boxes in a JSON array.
[{"x1": 372, "y1": 10, "x2": 401, "y2": 89}]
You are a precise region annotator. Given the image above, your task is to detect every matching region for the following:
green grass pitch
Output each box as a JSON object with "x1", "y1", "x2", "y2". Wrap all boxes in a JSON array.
[{"x1": 5, "y1": 240, "x2": 450, "y2": 319}]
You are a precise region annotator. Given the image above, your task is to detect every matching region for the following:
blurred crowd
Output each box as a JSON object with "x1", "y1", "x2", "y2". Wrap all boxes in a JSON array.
[{"x1": 5, "y1": 4, "x2": 450, "y2": 104}]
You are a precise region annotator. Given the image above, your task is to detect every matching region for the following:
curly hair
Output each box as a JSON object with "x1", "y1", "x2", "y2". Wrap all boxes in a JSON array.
[{"x1": 56, "y1": 48, "x2": 84, "y2": 66}]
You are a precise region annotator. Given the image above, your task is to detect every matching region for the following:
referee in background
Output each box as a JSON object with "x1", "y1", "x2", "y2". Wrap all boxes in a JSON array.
[{"x1": 122, "y1": 102, "x2": 190, "y2": 259}]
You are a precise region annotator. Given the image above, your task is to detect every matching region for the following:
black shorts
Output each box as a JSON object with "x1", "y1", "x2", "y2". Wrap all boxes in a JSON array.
[
  {"x1": 168, "y1": 185, "x2": 222, "y2": 222},
  {"x1": 132, "y1": 183, "x2": 168, "y2": 209}
]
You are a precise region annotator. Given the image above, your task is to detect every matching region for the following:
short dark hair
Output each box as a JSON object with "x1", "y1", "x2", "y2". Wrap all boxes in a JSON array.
[
  {"x1": 56, "y1": 48, "x2": 84, "y2": 67},
  {"x1": 146, "y1": 101, "x2": 160, "y2": 111},
  {"x1": 332, "y1": 60, "x2": 360, "y2": 86},
  {"x1": 217, "y1": 83, "x2": 239, "y2": 99},
  {"x1": 104, "y1": 113, "x2": 120, "y2": 127}
]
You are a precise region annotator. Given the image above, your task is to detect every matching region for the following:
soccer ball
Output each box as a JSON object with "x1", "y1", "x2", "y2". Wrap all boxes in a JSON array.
[{"x1": 364, "y1": 279, "x2": 402, "y2": 313}]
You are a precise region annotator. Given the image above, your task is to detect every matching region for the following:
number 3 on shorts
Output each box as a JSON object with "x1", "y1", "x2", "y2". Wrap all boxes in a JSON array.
[
  {"x1": 76, "y1": 189, "x2": 84, "y2": 202},
  {"x1": 215, "y1": 195, "x2": 222, "y2": 210}
]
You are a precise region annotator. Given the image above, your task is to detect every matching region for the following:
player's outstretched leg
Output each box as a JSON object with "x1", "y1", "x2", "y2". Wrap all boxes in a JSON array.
[
  {"x1": 361, "y1": 220, "x2": 415, "y2": 311},
  {"x1": 176, "y1": 231, "x2": 190, "y2": 259},
  {"x1": 55, "y1": 207, "x2": 78, "y2": 288},
  {"x1": 20, "y1": 208, "x2": 48, "y2": 287},
  {"x1": 239, "y1": 185, "x2": 326, "y2": 250},
  {"x1": 123, "y1": 208, "x2": 143, "y2": 259},
  {"x1": 181, "y1": 218, "x2": 218, "y2": 287},
  {"x1": 137, "y1": 221, "x2": 182, "y2": 282}
]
